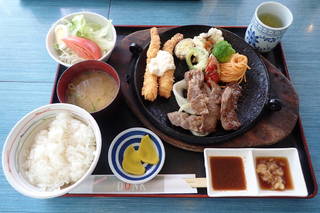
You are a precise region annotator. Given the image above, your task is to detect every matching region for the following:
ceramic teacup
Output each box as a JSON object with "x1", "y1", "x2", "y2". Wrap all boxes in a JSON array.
[{"x1": 245, "y1": 1, "x2": 293, "y2": 52}]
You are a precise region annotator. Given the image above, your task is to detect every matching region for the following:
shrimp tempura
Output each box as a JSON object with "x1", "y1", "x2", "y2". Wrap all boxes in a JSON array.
[
  {"x1": 141, "y1": 27, "x2": 161, "y2": 101},
  {"x1": 159, "y1": 33, "x2": 184, "y2": 98}
]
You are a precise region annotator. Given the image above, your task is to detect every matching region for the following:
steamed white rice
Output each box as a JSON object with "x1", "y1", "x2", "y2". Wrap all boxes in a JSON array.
[{"x1": 23, "y1": 112, "x2": 96, "y2": 191}]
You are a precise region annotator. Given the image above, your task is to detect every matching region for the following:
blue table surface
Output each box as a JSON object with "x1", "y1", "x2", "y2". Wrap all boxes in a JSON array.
[{"x1": 1, "y1": 0, "x2": 319, "y2": 212}]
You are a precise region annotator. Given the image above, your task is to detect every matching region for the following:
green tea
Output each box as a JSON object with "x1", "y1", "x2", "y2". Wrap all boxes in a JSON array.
[{"x1": 258, "y1": 13, "x2": 284, "y2": 28}]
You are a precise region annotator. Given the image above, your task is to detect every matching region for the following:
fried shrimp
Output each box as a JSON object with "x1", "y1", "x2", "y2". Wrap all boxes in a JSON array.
[
  {"x1": 141, "y1": 27, "x2": 161, "y2": 101},
  {"x1": 159, "y1": 33, "x2": 184, "y2": 98},
  {"x1": 163, "y1": 33, "x2": 184, "y2": 54},
  {"x1": 146, "y1": 27, "x2": 161, "y2": 63}
]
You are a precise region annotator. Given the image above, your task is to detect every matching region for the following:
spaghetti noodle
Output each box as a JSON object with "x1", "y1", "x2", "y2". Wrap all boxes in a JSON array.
[{"x1": 219, "y1": 53, "x2": 250, "y2": 83}]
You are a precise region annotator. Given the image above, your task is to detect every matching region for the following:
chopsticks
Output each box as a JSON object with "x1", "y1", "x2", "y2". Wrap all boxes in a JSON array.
[{"x1": 184, "y1": 178, "x2": 207, "y2": 188}]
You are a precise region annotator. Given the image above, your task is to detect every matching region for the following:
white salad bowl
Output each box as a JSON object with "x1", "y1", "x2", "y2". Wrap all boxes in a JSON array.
[
  {"x1": 46, "y1": 11, "x2": 117, "y2": 67},
  {"x1": 2, "y1": 103, "x2": 102, "y2": 199}
]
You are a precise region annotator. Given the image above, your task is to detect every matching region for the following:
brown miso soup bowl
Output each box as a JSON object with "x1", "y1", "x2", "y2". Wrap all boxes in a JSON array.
[{"x1": 57, "y1": 60, "x2": 121, "y2": 118}]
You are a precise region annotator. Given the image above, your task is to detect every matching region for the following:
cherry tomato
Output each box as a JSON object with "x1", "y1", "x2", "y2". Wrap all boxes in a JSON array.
[
  {"x1": 62, "y1": 36, "x2": 102, "y2": 60},
  {"x1": 204, "y1": 55, "x2": 220, "y2": 84}
]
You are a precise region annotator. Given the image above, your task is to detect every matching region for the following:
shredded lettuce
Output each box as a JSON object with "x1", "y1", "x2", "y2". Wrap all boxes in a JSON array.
[
  {"x1": 55, "y1": 14, "x2": 114, "y2": 64},
  {"x1": 67, "y1": 15, "x2": 114, "y2": 51}
]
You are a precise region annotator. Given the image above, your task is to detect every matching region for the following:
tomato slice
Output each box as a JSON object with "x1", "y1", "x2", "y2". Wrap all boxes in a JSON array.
[
  {"x1": 62, "y1": 36, "x2": 102, "y2": 60},
  {"x1": 204, "y1": 55, "x2": 220, "y2": 84}
]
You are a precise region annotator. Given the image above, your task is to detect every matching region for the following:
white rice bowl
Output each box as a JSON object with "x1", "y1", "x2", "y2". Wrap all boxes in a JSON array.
[
  {"x1": 2, "y1": 104, "x2": 101, "y2": 199},
  {"x1": 22, "y1": 112, "x2": 96, "y2": 191}
]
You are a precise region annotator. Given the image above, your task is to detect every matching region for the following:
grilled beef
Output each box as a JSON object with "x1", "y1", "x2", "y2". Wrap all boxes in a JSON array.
[
  {"x1": 220, "y1": 83, "x2": 242, "y2": 130},
  {"x1": 185, "y1": 70, "x2": 209, "y2": 115},
  {"x1": 167, "y1": 70, "x2": 222, "y2": 135}
]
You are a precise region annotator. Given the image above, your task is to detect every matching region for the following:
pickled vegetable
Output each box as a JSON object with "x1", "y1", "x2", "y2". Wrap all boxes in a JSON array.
[
  {"x1": 137, "y1": 135, "x2": 159, "y2": 165},
  {"x1": 122, "y1": 145, "x2": 145, "y2": 175}
]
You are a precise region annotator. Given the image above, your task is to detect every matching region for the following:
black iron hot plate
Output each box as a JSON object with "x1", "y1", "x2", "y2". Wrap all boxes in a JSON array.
[{"x1": 132, "y1": 25, "x2": 270, "y2": 145}]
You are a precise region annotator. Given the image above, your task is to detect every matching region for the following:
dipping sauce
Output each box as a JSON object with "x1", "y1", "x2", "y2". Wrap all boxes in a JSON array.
[
  {"x1": 65, "y1": 70, "x2": 118, "y2": 113},
  {"x1": 210, "y1": 156, "x2": 246, "y2": 190},
  {"x1": 256, "y1": 157, "x2": 293, "y2": 191}
]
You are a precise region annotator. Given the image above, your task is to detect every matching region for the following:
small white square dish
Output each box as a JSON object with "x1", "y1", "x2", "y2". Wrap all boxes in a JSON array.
[
  {"x1": 203, "y1": 148, "x2": 308, "y2": 197},
  {"x1": 252, "y1": 148, "x2": 308, "y2": 197},
  {"x1": 204, "y1": 148, "x2": 257, "y2": 197}
]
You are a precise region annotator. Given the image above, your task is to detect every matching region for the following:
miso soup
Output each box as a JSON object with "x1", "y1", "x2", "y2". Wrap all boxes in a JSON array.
[{"x1": 66, "y1": 70, "x2": 118, "y2": 113}]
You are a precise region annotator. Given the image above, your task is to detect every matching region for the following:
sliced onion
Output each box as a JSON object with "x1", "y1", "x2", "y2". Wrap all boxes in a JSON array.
[
  {"x1": 172, "y1": 80, "x2": 196, "y2": 115},
  {"x1": 191, "y1": 131, "x2": 209, "y2": 137},
  {"x1": 173, "y1": 80, "x2": 210, "y2": 137}
]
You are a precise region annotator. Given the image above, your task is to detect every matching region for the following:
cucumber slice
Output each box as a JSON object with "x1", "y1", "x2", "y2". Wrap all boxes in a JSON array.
[{"x1": 185, "y1": 47, "x2": 208, "y2": 70}]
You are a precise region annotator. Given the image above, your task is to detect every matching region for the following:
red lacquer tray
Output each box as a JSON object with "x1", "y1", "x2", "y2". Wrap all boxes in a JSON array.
[{"x1": 50, "y1": 26, "x2": 317, "y2": 198}]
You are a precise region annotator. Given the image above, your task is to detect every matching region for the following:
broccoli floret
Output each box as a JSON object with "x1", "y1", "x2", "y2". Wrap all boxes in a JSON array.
[{"x1": 212, "y1": 40, "x2": 235, "y2": 63}]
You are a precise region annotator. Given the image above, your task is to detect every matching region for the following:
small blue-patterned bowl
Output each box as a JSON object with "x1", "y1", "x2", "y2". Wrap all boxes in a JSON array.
[
  {"x1": 245, "y1": 1, "x2": 293, "y2": 52},
  {"x1": 108, "y1": 127, "x2": 165, "y2": 184}
]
